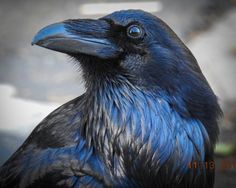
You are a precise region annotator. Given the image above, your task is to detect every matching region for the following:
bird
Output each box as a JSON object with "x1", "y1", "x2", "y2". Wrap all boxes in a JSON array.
[{"x1": 0, "y1": 10, "x2": 222, "y2": 188}]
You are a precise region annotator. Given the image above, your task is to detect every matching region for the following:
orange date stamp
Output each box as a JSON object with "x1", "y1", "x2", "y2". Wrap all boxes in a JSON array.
[
  {"x1": 188, "y1": 161, "x2": 215, "y2": 170},
  {"x1": 188, "y1": 160, "x2": 236, "y2": 170}
]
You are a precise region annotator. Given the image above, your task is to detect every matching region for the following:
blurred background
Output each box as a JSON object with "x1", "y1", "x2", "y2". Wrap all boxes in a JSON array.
[{"x1": 0, "y1": 0, "x2": 236, "y2": 187}]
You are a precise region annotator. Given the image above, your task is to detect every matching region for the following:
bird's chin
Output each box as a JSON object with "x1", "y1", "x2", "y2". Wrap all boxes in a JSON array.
[
  {"x1": 68, "y1": 51, "x2": 123, "y2": 65},
  {"x1": 68, "y1": 53, "x2": 104, "y2": 67},
  {"x1": 68, "y1": 53, "x2": 99, "y2": 62}
]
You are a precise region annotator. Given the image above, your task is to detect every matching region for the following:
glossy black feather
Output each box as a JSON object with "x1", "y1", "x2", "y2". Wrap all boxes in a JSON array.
[{"x1": 0, "y1": 10, "x2": 222, "y2": 188}]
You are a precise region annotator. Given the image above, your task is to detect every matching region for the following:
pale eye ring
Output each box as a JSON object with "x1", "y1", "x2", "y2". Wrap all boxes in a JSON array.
[{"x1": 127, "y1": 25, "x2": 143, "y2": 39}]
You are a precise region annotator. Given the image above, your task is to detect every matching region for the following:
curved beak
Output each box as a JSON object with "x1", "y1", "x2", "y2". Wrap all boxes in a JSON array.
[{"x1": 32, "y1": 20, "x2": 122, "y2": 59}]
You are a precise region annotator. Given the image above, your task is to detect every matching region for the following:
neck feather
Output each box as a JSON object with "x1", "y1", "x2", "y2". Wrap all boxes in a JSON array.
[{"x1": 82, "y1": 76, "x2": 210, "y2": 181}]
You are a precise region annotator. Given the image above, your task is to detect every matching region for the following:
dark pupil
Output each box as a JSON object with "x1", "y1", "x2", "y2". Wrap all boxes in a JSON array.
[{"x1": 129, "y1": 26, "x2": 141, "y2": 37}]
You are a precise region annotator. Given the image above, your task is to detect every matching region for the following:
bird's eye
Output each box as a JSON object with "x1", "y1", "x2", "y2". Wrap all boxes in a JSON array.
[{"x1": 127, "y1": 25, "x2": 143, "y2": 39}]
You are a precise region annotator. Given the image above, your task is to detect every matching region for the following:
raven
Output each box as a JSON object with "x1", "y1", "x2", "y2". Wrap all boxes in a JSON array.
[{"x1": 0, "y1": 10, "x2": 221, "y2": 188}]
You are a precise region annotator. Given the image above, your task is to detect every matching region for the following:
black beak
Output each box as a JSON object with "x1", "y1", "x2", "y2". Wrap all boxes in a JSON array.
[{"x1": 32, "y1": 19, "x2": 123, "y2": 59}]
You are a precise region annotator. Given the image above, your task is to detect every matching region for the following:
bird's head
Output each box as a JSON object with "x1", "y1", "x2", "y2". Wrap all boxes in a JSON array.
[
  {"x1": 32, "y1": 10, "x2": 221, "y2": 144},
  {"x1": 32, "y1": 10, "x2": 194, "y2": 88}
]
